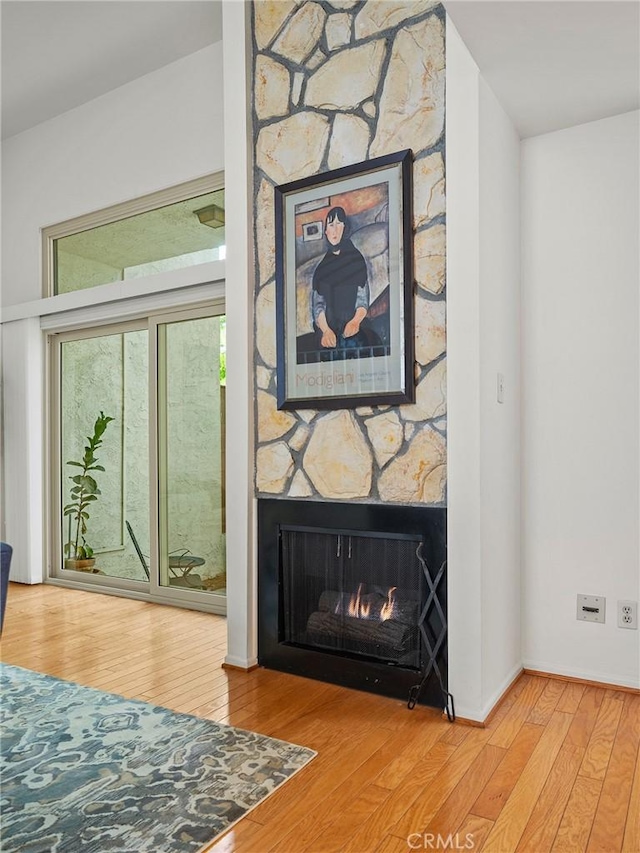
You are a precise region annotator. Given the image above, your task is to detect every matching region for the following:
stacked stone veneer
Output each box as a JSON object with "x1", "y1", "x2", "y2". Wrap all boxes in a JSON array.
[{"x1": 253, "y1": 0, "x2": 446, "y2": 505}]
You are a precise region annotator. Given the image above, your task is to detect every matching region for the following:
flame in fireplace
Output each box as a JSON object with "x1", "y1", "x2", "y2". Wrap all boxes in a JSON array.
[
  {"x1": 380, "y1": 587, "x2": 397, "y2": 622},
  {"x1": 339, "y1": 584, "x2": 397, "y2": 621},
  {"x1": 347, "y1": 583, "x2": 366, "y2": 618}
]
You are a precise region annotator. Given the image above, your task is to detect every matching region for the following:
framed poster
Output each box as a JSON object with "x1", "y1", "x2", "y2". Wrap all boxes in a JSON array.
[{"x1": 274, "y1": 149, "x2": 414, "y2": 410}]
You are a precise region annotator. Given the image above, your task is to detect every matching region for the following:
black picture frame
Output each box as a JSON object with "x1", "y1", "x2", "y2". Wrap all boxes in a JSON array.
[{"x1": 274, "y1": 149, "x2": 414, "y2": 410}]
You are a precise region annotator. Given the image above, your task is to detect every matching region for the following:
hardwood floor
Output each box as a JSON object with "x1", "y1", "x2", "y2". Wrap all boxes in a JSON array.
[{"x1": 2, "y1": 583, "x2": 638, "y2": 853}]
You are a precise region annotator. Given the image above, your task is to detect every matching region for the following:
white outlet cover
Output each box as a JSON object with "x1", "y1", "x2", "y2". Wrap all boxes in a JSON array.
[
  {"x1": 617, "y1": 600, "x2": 638, "y2": 630},
  {"x1": 577, "y1": 594, "x2": 605, "y2": 624}
]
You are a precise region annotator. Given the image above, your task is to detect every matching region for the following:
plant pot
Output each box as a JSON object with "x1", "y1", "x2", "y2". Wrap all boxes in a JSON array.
[{"x1": 64, "y1": 558, "x2": 96, "y2": 572}]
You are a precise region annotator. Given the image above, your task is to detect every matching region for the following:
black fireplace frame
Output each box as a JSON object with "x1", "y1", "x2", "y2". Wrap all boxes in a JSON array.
[{"x1": 258, "y1": 499, "x2": 447, "y2": 709}]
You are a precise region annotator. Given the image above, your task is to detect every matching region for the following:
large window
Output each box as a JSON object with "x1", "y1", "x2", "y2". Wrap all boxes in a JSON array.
[
  {"x1": 46, "y1": 177, "x2": 226, "y2": 612},
  {"x1": 43, "y1": 175, "x2": 224, "y2": 296}
]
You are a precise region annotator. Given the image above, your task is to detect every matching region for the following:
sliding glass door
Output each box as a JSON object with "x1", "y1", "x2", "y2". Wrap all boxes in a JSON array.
[
  {"x1": 155, "y1": 311, "x2": 227, "y2": 597},
  {"x1": 51, "y1": 305, "x2": 226, "y2": 612},
  {"x1": 58, "y1": 323, "x2": 150, "y2": 585}
]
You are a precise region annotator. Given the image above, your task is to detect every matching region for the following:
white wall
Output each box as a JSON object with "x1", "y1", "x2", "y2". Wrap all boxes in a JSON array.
[
  {"x1": 447, "y1": 23, "x2": 522, "y2": 721},
  {"x1": 447, "y1": 22, "x2": 483, "y2": 720},
  {"x1": 1, "y1": 319, "x2": 43, "y2": 582},
  {"x1": 0, "y1": 42, "x2": 224, "y2": 584},
  {"x1": 1, "y1": 42, "x2": 223, "y2": 308},
  {"x1": 522, "y1": 111, "x2": 640, "y2": 688},
  {"x1": 479, "y1": 79, "x2": 522, "y2": 710},
  {"x1": 221, "y1": 0, "x2": 256, "y2": 668}
]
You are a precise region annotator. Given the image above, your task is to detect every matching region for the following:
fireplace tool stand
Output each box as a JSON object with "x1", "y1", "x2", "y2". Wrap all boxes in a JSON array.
[{"x1": 407, "y1": 544, "x2": 455, "y2": 721}]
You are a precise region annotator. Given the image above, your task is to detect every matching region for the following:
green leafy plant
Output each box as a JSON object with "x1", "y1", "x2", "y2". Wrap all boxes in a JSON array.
[{"x1": 63, "y1": 411, "x2": 114, "y2": 561}]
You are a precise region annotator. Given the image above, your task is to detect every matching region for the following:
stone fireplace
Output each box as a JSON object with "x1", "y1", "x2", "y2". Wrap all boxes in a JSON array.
[
  {"x1": 251, "y1": 3, "x2": 449, "y2": 711},
  {"x1": 252, "y1": 2, "x2": 447, "y2": 506},
  {"x1": 258, "y1": 499, "x2": 447, "y2": 709}
]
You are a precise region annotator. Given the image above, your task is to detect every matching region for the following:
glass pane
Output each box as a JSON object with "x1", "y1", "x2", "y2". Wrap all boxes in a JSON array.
[
  {"x1": 54, "y1": 189, "x2": 225, "y2": 294},
  {"x1": 60, "y1": 330, "x2": 150, "y2": 581},
  {"x1": 158, "y1": 315, "x2": 226, "y2": 595}
]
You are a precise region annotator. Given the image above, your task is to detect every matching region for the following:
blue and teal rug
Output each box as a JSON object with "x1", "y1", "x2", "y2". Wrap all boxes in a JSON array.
[{"x1": 0, "y1": 664, "x2": 316, "y2": 853}]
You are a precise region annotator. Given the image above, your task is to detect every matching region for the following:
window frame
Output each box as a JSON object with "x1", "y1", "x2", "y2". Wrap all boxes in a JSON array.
[{"x1": 42, "y1": 172, "x2": 224, "y2": 298}]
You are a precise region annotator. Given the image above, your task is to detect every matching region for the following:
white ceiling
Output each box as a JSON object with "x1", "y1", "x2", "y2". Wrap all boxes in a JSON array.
[
  {"x1": 0, "y1": 0, "x2": 223, "y2": 140},
  {"x1": 444, "y1": 0, "x2": 640, "y2": 138},
  {"x1": 0, "y1": 0, "x2": 638, "y2": 141}
]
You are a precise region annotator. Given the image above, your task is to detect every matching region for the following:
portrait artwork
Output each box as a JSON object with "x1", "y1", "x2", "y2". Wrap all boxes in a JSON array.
[{"x1": 275, "y1": 150, "x2": 414, "y2": 410}]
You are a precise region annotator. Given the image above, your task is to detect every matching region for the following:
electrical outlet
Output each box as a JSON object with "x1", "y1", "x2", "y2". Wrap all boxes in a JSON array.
[
  {"x1": 617, "y1": 600, "x2": 638, "y2": 630},
  {"x1": 577, "y1": 594, "x2": 605, "y2": 624}
]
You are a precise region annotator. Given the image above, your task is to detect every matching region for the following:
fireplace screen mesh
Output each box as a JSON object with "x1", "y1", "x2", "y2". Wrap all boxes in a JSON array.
[{"x1": 281, "y1": 528, "x2": 424, "y2": 669}]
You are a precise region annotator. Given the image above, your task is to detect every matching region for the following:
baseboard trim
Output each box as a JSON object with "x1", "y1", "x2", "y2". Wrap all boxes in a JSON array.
[
  {"x1": 482, "y1": 666, "x2": 526, "y2": 725},
  {"x1": 222, "y1": 661, "x2": 260, "y2": 673},
  {"x1": 449, "y1": 665, "x2": 525, "y2": 727},
  {"x1": 448, "y1": 715, "x2": 486, "y2": 728},
  {"x1": 524, "y1": 668, "x2": 640, "y2": 695}
]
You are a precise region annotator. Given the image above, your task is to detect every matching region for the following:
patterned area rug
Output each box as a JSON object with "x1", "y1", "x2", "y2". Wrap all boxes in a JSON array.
[{"x1": 0, "y1": 664, "x2": 316, "y2": 853}]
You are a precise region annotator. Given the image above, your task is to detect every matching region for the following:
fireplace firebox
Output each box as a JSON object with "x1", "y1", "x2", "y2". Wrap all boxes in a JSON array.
[{"x1": 258, "y1": 499, "x2": 448, "y2": 711}]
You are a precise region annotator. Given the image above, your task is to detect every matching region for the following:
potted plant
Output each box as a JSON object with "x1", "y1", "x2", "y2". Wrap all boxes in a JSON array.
[{"x1": 63, "y1": 411, "x2": 114, "y2": 571}]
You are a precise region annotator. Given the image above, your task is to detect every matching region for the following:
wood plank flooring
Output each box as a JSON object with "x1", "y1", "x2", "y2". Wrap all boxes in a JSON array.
[{"x1": 1, "y1": 583, "x2": 638, "y2": 853}]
